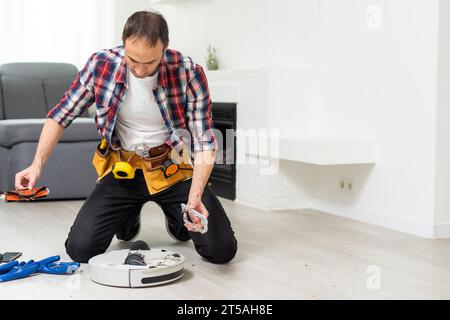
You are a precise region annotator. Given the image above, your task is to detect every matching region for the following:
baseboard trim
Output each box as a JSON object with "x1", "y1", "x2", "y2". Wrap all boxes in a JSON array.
[
  {"x1": 434, "y1": 222, "x2": 450, "y2": 239},
  {"x1": 234, "y1": 195, "x2": 444, "y2": 239}
]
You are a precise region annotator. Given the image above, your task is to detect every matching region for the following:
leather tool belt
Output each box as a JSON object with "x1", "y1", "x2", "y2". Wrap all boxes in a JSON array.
[{"x1": 92, "y1": 139, "x2": 193, "y2": 195}]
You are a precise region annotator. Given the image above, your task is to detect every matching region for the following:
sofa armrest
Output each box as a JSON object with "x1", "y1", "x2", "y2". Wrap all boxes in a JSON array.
[{"x1": 0, "y1": 118, "x2": 99, "y2": 148}]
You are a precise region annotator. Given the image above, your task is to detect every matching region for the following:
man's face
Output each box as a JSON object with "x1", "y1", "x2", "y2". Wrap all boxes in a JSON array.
[{"x1": 124, "y1": 37, "x2": 165, "y2": 78}]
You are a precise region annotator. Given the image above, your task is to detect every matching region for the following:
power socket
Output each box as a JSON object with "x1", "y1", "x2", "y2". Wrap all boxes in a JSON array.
[{"x1": 338, "y1": 177, "x2": 354, "y2": 193}]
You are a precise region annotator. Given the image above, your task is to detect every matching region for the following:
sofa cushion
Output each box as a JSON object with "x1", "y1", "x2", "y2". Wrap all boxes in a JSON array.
[
  {"x1": 0, "y1": 80, "x2": 3, "y2": 120},
  {"x1": 1, "y1": 75, "x2": 48, "y2": 119},
  {"x1": 0, "y1": 118, "x2": 99, "y2": 148},
  {"x1": 44, "y1": 77, "x2": 77, "y2": 112},
  {"x1": 0, "y1": 146, "x2": 9, "y2": 190},
  {"x1": 0, "y1": 62, "x2": 90, "y2": 119}
]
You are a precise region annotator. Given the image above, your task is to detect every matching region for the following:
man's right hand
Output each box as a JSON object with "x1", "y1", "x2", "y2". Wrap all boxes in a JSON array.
[
  {"x1": 13, "y1": 118, "x2": 65, "y2": 191},
  {"x1": 15, "y1": 164, "x2": 42, "y2": 190}
]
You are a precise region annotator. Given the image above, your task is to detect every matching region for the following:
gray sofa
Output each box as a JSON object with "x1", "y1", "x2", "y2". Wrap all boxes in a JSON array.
[{"x1": 0, "y1": 63, "x2": 100, "y2": 199}]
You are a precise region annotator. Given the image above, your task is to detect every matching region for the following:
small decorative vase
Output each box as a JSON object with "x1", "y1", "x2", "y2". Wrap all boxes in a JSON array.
[{"x1": 206, "y1": 45, "x2": 219, "y2": 70}]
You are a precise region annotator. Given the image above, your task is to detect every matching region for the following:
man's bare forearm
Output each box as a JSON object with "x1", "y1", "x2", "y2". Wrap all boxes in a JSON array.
[
  {"x1": 32, "y1": 119, "x2": 65, "y2": 169},
  {"x1": 189, "y1": 150, "x2": 216, "y2": 200}
]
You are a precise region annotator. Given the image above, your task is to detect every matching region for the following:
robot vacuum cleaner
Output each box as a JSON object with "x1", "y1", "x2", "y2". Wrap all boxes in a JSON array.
[{"x1": 88, "y1": 241, "x2": 185, "y2": 288}]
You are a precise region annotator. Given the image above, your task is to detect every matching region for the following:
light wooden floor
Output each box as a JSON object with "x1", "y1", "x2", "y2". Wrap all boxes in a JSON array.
[{"x1": 1, "y1": 197, "x2": 450, "y2": 300}]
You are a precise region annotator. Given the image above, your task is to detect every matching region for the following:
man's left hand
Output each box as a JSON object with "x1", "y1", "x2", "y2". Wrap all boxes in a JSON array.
[{"x1": 186, "y1": 193, "x2": 209, "y2": 232}]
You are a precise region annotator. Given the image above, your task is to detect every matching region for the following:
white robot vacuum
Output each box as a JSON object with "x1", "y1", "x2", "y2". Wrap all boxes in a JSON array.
[{"x1": 88, "y1": 241, "x2": 185, "y2": 288}]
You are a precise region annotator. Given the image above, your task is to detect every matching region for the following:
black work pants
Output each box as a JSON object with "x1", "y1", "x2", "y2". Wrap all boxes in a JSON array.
[{"x1": 65, "y1": 170, "x2": 237, "y2": 264}]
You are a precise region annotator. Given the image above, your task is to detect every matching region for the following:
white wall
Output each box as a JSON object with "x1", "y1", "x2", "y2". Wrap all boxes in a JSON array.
[
  {"x1": 435, "y1": 0, "x2": 450, "y2": 237},
  {"x1": 113, "y1": 0, "x2": 153, "y2": 45},
  {"x1": 151, "y1": 0, "x2": 317, "y2": 70},
  {"x1": 149, "y1": 0, "x2": 447, "y2": 238},
  {"x1": 312, "y1": 0, "x2": 439, "y2": 237},
  {"x1": 116, "y1": 1, "x2": 446, "y2": 238}
]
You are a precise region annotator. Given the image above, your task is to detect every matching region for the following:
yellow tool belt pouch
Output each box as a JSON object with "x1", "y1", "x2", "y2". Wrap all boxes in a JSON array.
[
  {"x1": 91, "y1": 140, "x2": 193, "y2": 195},
  {"x1": 92, "y1": 139, "x2": 112, "y2": 178},
  {"x1": 141, "y1": 147, "x2": 193, "y2": 195}
]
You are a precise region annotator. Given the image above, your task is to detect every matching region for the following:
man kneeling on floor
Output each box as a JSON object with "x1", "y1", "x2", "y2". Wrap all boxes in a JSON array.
[{"x1": 14, "y1": 11, "x2": 237, "y2": 264}]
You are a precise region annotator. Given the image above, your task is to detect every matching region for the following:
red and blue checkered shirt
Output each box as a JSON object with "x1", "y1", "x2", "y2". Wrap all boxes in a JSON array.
[{"x1": 47, "y1": 46, "x2": 217, "y2": 159}]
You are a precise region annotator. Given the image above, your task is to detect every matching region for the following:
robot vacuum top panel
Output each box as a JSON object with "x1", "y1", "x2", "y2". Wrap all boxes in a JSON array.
[{"x1": 89, "y1": 249, "x2": 185, "y2": 288}]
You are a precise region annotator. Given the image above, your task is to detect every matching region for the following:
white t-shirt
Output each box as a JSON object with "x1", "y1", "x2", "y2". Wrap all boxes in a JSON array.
[{"x1": 115, "y1": 69, "x2": 170, "y2": 151}]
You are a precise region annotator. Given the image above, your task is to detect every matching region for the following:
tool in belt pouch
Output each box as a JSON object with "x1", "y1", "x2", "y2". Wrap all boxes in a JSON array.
[
  {"x1": 92, "y1": 138, "x2": 111, "y2": 178},
  {"x1": 92, "y1": 139, "x2": 193, "y2": 195},
  {"x1": 141, "y1": 144, "x2": 194, "y2": 195}
]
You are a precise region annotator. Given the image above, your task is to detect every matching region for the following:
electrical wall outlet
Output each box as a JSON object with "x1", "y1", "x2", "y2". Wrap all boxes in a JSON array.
[{"x1": 338, "y1": 177, "x2": 354, "y2": 193}]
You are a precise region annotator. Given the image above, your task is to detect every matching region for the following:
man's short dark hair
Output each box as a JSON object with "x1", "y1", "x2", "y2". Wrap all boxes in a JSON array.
[{"x1": 122, "y1": 11, "x2": 169, "y2": 48}]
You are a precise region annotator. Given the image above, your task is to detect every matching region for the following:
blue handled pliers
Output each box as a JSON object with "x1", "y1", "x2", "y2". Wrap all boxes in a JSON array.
[{"x1": 0, "y1": 256, "x2": 80, "y2": 282}]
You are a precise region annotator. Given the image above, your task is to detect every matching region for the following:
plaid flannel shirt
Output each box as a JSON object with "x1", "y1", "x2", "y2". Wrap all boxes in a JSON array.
[{"x1": 47, "y1": 46, "x2": 217, "y2": 161}]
